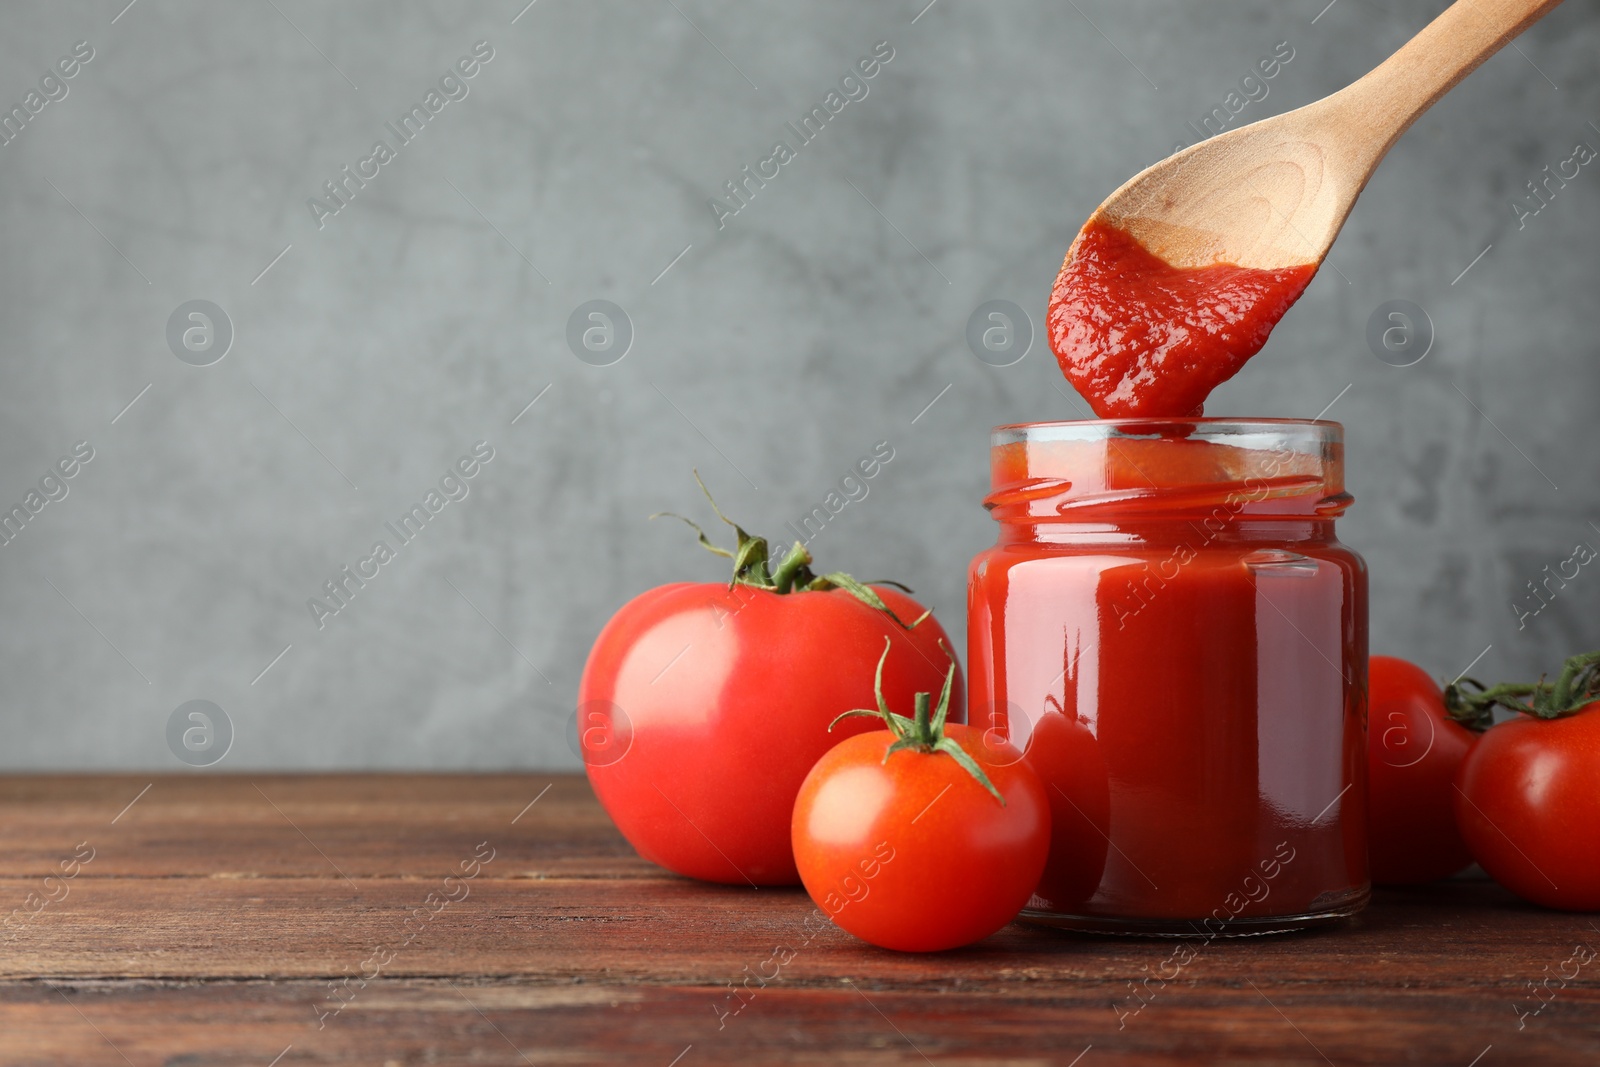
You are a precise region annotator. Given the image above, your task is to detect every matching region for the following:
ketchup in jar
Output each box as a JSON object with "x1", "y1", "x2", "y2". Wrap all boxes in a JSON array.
[{"x1": 967, "y1": 419, "x2": 1368, "y2": 935}]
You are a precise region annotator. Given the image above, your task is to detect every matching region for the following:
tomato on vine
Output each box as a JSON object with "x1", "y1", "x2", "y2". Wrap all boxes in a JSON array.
[
  {"x1": 792, "y1": 644, "x2": 1049, "y2": 952},
  {"x1": 579, "y1": 474, "x2": 960, "y2": 886},
  {"x1": 1450, "y1": 650, "x2": 1600, "y2": 911}
]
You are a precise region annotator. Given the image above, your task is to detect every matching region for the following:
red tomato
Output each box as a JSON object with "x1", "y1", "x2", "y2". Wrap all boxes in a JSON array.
[
  {"x1": 580, "y1": 581, "x2": 959, "y2": 885},
  {"x1": 1454, "y1": 702, "x2": 1600, "y2": 911},
  {"x1": 1365, "y1": 656, "x2": 1478, "y2": 884},
  {"x1": 1019, "y1": 702, "x2": 1109, "y2": 908},
  {"x1": 793, "y1": 671, "x2": 1049, "y2": 952}
]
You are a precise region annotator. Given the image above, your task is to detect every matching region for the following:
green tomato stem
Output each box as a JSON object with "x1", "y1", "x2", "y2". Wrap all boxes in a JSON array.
[
  {"x1": 651, "y1": 470, "x2": 926, "y2": 629},
  {"x1": 833, "y1": 639, "x2": 1004, "y2": 805},
  {"x1": 1444, "y1": 648, "x2": 1600, "y2": 726}
]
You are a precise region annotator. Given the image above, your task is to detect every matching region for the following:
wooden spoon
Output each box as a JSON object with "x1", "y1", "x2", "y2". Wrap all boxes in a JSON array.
[
  {"x1": 1048, "y1": 0, "x2": 1562, "y2": 418},
  {"x1": 1085, "y1": 0, "x2": 1563, "y2": 271}
]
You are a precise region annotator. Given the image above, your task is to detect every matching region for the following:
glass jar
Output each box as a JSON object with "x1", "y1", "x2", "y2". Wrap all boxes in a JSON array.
[{"x1": 966, "y1": 418, "x2": 1368, "y2": 936}]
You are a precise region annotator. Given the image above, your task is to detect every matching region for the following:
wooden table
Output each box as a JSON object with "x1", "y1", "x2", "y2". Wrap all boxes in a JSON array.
[{"x1": 1, "y1": 775, "x2": 1596, "y2": 1065}]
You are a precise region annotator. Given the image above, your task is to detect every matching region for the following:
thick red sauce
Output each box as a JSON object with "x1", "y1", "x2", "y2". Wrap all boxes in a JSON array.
[{"x1": 1047, "y1": 221, "x2": 1317, "y2": 418}]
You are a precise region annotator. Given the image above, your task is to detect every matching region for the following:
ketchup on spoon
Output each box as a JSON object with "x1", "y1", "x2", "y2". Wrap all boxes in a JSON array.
[{"x1": 1046, "y1": 220, "x2": 1316, "y2": 418}]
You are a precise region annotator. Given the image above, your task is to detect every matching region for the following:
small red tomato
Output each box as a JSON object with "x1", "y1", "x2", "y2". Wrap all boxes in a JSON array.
[
  {"x1": 1365, "y1": 656, "x2": 1478, "y2": 884},
  {"x1": 792, "y1": 649, "x2": 1050, "y2": 952},
  {"x1": 1020, "y1": 700, "x2": 1110, "y2": 909},
  {"x1": 1455, "y1": 700, "x2": 1600, "y2": 911}
]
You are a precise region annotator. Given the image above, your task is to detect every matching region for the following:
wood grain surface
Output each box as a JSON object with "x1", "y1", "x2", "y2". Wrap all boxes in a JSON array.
[{"x1": 0, "y1": 774, "x2": 1596, "y2": 1065}]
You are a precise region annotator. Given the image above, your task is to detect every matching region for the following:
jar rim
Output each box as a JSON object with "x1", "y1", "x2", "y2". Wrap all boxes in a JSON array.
[
  {"x1": 985, "y1": 417, "x2": 1349, "y2": 522},
  {"x1": 992, "y1": 417, "x2": 1342, "y2": 448}
]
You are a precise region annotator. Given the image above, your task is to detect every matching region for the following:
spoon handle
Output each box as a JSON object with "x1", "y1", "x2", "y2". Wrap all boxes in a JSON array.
[{"x1": 1331, "y1": 0, "x2": 1563, "y2": 165}]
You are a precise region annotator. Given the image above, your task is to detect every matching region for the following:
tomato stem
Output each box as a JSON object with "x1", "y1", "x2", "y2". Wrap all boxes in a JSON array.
[
  {"x1": 651, "y1": 470, "x2": 928, "y2": 629},
  {"x1": 1445, "y1": 649, "x2": 1600, "y2": 725},
  {"x1": 830, "y1": 639, "x2": 1004, "y2": 805}
]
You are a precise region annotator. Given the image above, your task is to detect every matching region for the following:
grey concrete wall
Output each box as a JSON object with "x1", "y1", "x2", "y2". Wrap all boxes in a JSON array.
[{"x1": 1, "y1": 0, "x2": 1596, "y2": 769}]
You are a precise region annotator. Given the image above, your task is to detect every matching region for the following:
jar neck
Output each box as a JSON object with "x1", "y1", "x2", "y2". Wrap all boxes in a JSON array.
[
  {"x1": 986, "y1": 420, "x2": 1351, "y2": 541},
  {"x1": 997, "y1": 518, "x2": 1341, "y2": 547}
]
